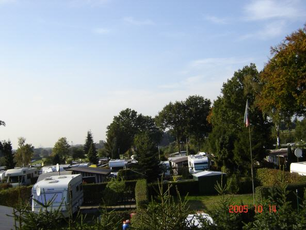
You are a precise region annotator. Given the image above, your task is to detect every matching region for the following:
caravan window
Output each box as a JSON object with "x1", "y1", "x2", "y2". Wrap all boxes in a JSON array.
[
  {"x1": 37, "y1": 193, "x2": 64, "y2": 204},
  {"x1": 194, "y1": 162, "x2": 208, "y2": 171}
]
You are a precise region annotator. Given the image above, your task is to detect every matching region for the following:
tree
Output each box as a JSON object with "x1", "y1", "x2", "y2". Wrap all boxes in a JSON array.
[
  {"x1": 71, "y1": 146, "x2": 85, "y2": 160},
  {"x1": 184, "y1": 95, "x2": 212, "y2": 152},
  {"x1": 258, "y1": 25, "x2": 306, "y2": 146},
  {"x1": 155, "y1": 101, "x2": 186, "y2": 153},
  {"x1": 1, "y1": 141, "x2": 15, "y2": 169},
  {"x1": 105, "y1": 108, "x2": 162, "y2": 159},
  {"x1": 207, "y1": 64, "x2": 272, "y2": 175},
  {"x1": 0, "y1": 120, "x2": 5, "y2": 126},
  {"x1": 84, "y1": 131, "x2": 94, "y2": 156},
  {"x1": 295, "y1": 118, "x2": 306, "y2": 142},
  {"x1": 14, "y1": 137, "x2": 34, "y2": 167},
  {"x1": 52, "y1": 137, "x2": 70, "y2": 164},
  {"x1": 88, "y1": 142, "x2": 98, "y2": 164},
  {"x1": 134, "y1": 132, "x2": 161, "y2": 182}
]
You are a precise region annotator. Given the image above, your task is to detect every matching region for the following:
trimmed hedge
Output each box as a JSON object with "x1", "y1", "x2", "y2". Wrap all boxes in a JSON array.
[
  {"x1": 0, "y1": 186, "x2": 32, "y2": 208},
  {"x1": 256, "y1": 168, "x2": 306, "y2": 186},
  {"x1": 83, "y1": 180, "x2": 137, "y2": 206},
  {"x1": 135, "y1": 179, "x2": 148, "y2": 210}
]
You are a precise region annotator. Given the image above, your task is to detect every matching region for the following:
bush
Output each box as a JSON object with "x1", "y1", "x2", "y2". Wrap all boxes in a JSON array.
[
  {"x1": 256, "y1": 168, "x2": 306, "y2": 186},
  {"x1": 0, "y1": 186, "x2": 32, "y2": 208},
  {"x1": 135, "y1": 179, "x2": 148, "y2": 210}
]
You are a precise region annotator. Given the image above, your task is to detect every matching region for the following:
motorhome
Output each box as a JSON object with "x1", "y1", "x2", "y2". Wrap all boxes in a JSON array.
[
  {"x1": 188, "y1": 153, "x2": 210, "y2": 174},
  {"x1": 290, "y1": 162, "x2": 306, "y2": 176},
  {"x1": 5, "y1": 167, "x2": 39, "y2": 187},
  {"x1": 109, "y1": 159, "x2": 127, "y2": 177},
  {"x1": 32, "y1": 174, "x2": 83, "y2": 217}
]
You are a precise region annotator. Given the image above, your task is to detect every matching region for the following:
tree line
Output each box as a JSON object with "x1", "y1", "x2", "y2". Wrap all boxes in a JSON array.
[{"x1": 1, "y1": 25, "x2": 306, "y2": 179}]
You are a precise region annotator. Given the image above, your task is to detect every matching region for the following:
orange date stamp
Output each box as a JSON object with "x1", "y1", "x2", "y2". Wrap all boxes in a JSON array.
[{"x1": 229, "y1": 204, "x2": 277, "y2": 213}]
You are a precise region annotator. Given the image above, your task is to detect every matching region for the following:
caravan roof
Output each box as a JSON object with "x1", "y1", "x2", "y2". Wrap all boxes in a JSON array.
[{"x1": 34, "y1": 174, "x2": 81, "y2": 191}]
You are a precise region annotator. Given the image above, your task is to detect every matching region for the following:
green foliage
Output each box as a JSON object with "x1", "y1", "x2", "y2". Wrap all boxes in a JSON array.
[
  {"x1": 155, "y1": 95, "x2": 212, "y2": 153},
  {"x1": 71, "y1": 146, "x2": 85, "y2": 160},
  {"x1": 256, "y1": 168, "x2": 306, "y2": 186},
  {"x1": 134, "y1": 132, "x2": 161, "y2": 182},
  {"x1": 87, "y1": 143, "x2": 98, "y2": 164},
  {"x1": 295, "y1": 118, "x2": 306, "y2": 142},
  {"x1": 0, "y1": 186, "x2": 32, "y2": 208},
  {"x1": 207, "y1": 64, "x2": 273, "y2": 175},
  {"x1": 14, "y1": 137, "x2": 34, "y2": 167},
  {"x1": 135, "y1": 179, "x2": 148, "y2": 210},
  {"x1": 259, "y1": 25, "x2": 306, "y2": 119},
  {"x1": 0, "y1": 140, "x2": 15, "y2": 169},
  {"x1": 105, "y1": 108, "x2": 162, "y2": 159},
  {"x1": 245, "y1": 184, "x2": 306, "y2": 230},
  {"x1": 102, "y1": 179, "x2": 126, "y2": 206},
  {"x1": 52, "y1": 137, "x2": 71, "y2": 163},
  {"x1": 132, "y1": 181, "x2": 190, "y2": 230}
]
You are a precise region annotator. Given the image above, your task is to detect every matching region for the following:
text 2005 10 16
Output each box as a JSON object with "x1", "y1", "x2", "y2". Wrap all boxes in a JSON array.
[{"x1": 229, "y1": 205, "x2": 277, "y2": 213}]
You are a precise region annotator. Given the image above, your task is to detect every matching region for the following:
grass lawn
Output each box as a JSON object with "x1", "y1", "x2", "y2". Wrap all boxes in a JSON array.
[{"x1": 186, "y1": 194, "x2": 253, "y2": 214}]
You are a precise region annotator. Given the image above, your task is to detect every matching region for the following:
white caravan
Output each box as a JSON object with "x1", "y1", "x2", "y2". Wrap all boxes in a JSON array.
[
  {"x1": 188, "y1": 153, "x2": 210, "y2": 174},
  {"x1": 290, "y1": 162, "x2": 306, "y2": 176},
  {"x1": 5, "y1": 167, "x2": 39, "y2": 187},
  {"x1": 32, "y1": 174, "x2": 83, "y2": 217}
]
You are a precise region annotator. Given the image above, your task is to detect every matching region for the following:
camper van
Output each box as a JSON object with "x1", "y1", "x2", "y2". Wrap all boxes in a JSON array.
[
  {"x1": 32, "y1": 174, "x2": 83, "y2": 217},
  {"x1": 188, "y1": 153, "x2": 210, "y2": 174},
  {"x1": 290, "y1": 162, "x2": 306, "y2": 176},
  {"x1": 5, "y1": 167, "x2": 39, "y2": 187}
]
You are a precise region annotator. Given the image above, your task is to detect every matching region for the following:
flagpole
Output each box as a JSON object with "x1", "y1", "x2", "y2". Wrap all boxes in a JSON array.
[
  {"x1": 249, "y1": 125, "x2": 255, "y2": 205},
  {"x1": 244, "y1": 99, "x2": 255, "y2": 205}
]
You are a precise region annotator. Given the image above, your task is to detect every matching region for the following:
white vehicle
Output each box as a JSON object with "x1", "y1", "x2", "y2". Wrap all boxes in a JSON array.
[
  {"x1": 188, "y1": 153, "x2": 210, "y2": 174},
  {"x1": 0, "y1": 170, "x2": 6, "y2": 182},
  {"x1": 109, "y1": 159, "x2": 127, "y2": 174},
  {"x1": 5, "y1": 167, "x2": 39, "y2": 187},
  {"x1": 41, "y1": 164, "x2": 71, "y2": 174},
  {"x1": 32, "y1": 174, "x2": 83, "y2": 217},
  {"x1": 186, "y1": 213, "x2": 214, "y2": 228},
  {"x1": 290, "y1": 162, "x2": 306, "y2": 176}
]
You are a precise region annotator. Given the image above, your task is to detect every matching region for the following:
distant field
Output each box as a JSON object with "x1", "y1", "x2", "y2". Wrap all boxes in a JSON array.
[{"x1": 186, "y1": 194, "x2": 253, "y2": 214}]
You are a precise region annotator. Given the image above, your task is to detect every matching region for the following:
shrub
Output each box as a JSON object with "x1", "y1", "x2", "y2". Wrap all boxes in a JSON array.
[
  {"x1": 0, "y1": 186, "x2": 32, "y2": 208},
  {"x1": 135, "y1": 179, "x2": 148, "y2": 210}
]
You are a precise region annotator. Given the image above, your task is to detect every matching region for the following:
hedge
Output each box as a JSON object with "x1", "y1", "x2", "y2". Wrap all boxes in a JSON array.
[
  {"x1": 255, "y1": 182, "x2": 306, "y2": 209},
  {"x1": 0, "y1": 186, "x2": 32, "y2": 208},
  {"x1": 83, "y1": 180, "x2": 137, "y2": 206},
  {"x1": 135, "y1": 179, "x2": 148, "y2": 210}
]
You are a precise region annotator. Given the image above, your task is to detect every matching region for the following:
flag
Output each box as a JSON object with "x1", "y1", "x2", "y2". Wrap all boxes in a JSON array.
[{"x1": 244, "y1": 100, "x2": 249, "y2": 127}]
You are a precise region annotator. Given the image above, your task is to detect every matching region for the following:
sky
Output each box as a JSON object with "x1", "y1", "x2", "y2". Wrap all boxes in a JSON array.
[{"x1": 0, "y1": 0, "x2": 305, "y2": 149}]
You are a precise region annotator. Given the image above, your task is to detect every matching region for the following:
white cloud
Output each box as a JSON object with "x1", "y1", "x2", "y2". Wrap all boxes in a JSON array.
[
  {"x1": 123, "y1": 17, "x2": 155, "y2": 26},
  {"x1": 93, "y1": 28, "x2": 110, "y2": 34},
  {"x1": 239, "y1": 20, "x2": 286, "y2": 40},
  {"x1": 244, "y1": 0, "x2": 305, "y2": 21},
  {"x1": 205, "y1": 15, "x2": 229, "y2": 25}
]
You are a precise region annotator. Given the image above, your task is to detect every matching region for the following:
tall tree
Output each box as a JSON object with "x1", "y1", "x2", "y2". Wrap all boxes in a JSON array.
[
  {"x1": 105, "y1": 108, "x2": 162, "y2": 158},
  {"x1": 52, "y1": 137, "x2": 70, "y2": 164},
  {"x1": 207, "y1": 64, "x2": 272, "y2": 174},
  {"x1": 184, "y1": 95, "x2": 212, "y2": 152},
  {"x1": 14, "y1": 137, "x2": 34, "y2": 167},
  {"x1": 84, "y1": 131, "x2": 94, "y2": 156},
  {"x1": 258, "y1": 25, "x2": 306, "y2": 146},
  {"x1": 87, "y1": 143, "x2": 98, "y2": 164},
  {"x1": 1, "y1": 141, "x2": 15, "y2": 169},
  {"x1": 155, "y1": 101, "x2": 186, "y2": 153},
  {"x1": 134, "y1": 132, "x2": 161, "y2": 182}
]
